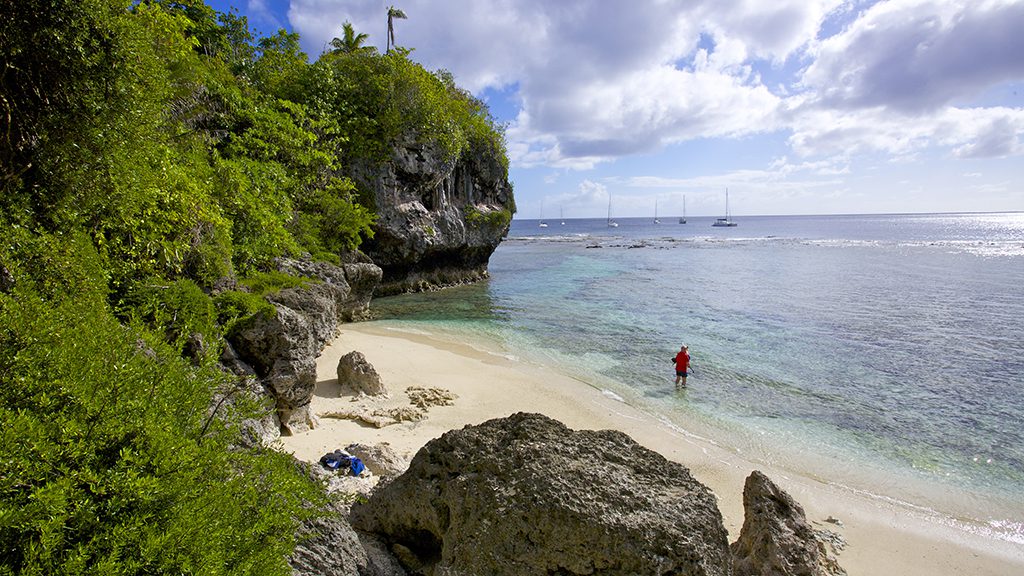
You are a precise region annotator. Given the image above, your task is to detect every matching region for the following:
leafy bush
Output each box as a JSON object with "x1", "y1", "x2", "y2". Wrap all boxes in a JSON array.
[
  {"x1": 465, "y1": 207, "x2": 513, "y2": 230},
  {"x1": 0, "y1": 226, "x2": 109, "y2": 308},
  {"x1": 119, "y1": 277, "x2": 218, "y2": 355},
  {"x1": 237, "y1": 270, "x2": 316, "y2": 296},
  {"x1": 289, "y1": 180, "x2": 377, "y2": 258},
  {"x1": 311, "y1": 50, "x2": 509, "y2": 173},
  {"x1": 213, "y1": 289, "x2": 275, "y2": 333},
  {"x1": 0, "y1": 294, "x2": 326, "y2": 576}
]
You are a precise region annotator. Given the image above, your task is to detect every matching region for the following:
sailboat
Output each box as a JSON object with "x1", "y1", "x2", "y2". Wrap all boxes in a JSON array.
[
  {"x1": 539, "y1": 199, "x2": 548, "y2": 228},
  {"x1": 654, "y1": 199, "x2": 660, "y2": 224},
  {"x1": 607, "y1": 196, "x2": 618, "y2": 227},
  {"x1": 560, "y1": 206, "x2": 565, "y2": 226},
  {"x1": 678, "y1": 195, "x2": 687, "y2": 224},
  {"x1": 711, "y1": 188, "x2": 737, "y2": 227}
]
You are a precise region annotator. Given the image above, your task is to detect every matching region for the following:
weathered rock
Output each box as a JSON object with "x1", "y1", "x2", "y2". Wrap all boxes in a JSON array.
[
  {"x1": 291, "y1": 463, "x2": 406, "y2": 576},
  {"x1": 181, "y1": 331, "x2": 207, "y2": 365},
  {"x1": 229, "y1": 375, "x2": 280, "y2": 448},
  {"x1": 226, "y1": 258, "x2": 382, "y2": 435},
  {"x1": 350, "y1": 134, "x2": 514, "y2": 295},
  {"x1": 0, "y1": 264, "x2": 14, "y2": 293},
  {"x1": 219, "y1": 340, "x2": 257, "y2": 377},
  {"x1": 346, "y1": 442, "x2": 408, "y2": 478},
  {"x1": 351, "y1": 412, "x2": 732, "y2": 576},
  {"x1": 275, "y1": 256, "x2": 382, "y2": 322},
  {"x1": 730, "y1": 470, "x2": 847, "y2": 576},
  {"x1": 338, "y1": 351, "x2": 387, "y2": 396}
]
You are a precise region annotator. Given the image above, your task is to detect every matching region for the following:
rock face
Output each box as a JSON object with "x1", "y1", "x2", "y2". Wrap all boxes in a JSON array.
[
  {"x1": 227, "y1": 257, "x2": 382, "y2": 434},
  {"x1": 290, "y1": 464, "x2": 407, "y2": 576},
  {"x1": 730, "y1": 470, "x2": 847, "y2": 576},
  {"x1": 338, "y1": 351, "x2": 387, "y2": 396},
  {"x1": 351, "y1": 412, "x2": 732, "y2": 576},
  {"x1": 351, "y1": 135, "x2": 514, "y2": 295}
]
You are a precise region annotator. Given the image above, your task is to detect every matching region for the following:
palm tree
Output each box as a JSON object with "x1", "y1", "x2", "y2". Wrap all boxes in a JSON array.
[
  {"x1": 386, "y1": 6, "x2": 407, "y2": 54},
  {"x1": 330, "y1": 21, "x2": 370, "y2": 54}
]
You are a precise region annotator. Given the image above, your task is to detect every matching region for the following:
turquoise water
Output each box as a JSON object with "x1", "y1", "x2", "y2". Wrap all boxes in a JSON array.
[{"x1": 370, "y1": 212, "x2": 1024, "y2": 542}]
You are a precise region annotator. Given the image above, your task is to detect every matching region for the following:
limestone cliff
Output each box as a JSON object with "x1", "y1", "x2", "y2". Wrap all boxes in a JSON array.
[{"x1": 350, "y1": 134, "x2": 515, "y2": 295}]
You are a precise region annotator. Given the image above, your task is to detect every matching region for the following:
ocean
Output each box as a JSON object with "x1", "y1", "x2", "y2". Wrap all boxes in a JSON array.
[{"x1": 369, "y1": 212, "x2": 1024, "y2": 544}]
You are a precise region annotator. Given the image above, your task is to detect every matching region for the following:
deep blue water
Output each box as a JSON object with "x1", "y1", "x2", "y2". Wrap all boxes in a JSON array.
[{"x1": 370, "y1": 212, "x2": 1024, "y2": 541}]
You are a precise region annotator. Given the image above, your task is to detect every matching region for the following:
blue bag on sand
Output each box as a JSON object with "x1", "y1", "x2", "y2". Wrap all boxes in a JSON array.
[
  {"x1": 319, "y1": 450, "x2": 365, "y2": 476},
  {"x1": 348, "y1": 456, "x2": 365, "y2": 476}
]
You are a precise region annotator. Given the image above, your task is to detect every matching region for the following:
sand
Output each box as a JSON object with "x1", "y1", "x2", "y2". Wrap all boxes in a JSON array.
[{"x1": 278, "y1": 321, "x2": 1024, "y2": 576}]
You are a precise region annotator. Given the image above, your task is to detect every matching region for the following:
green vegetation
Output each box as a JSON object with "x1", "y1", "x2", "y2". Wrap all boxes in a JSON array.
[
  {"x1": 0, "y1": 291, "x2": 325, "y2": 576},
  {"x1": 465, "y1": 207, "x2": 514, "y2": 230},
  {"x1": 0, "y1": 0, "x2": 509, "y2": 573}
]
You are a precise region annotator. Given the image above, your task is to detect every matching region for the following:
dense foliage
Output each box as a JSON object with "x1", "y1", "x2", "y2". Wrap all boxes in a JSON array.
[{"x1": 0, "y1": 0, "x2": 508, "y2": 573}]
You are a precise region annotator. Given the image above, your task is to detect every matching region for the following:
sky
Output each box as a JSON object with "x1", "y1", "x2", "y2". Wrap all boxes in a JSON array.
[{"x1": 205, "y1": 0, "x2": 1024, "y2": 219}]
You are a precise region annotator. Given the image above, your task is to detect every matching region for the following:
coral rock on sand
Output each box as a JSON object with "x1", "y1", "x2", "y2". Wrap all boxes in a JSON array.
[
  {"x1": 405, "y1": 386, "x2": 457, "y2": 409},
  {"x1": 321, "y1": 407, "x2": 425, "y2": 429},
  {"x1": 730, "y1": 470, "x2": 847, "y2": 576},
  {"x1": 337, "y1": 350, "x2": 388, "y2": 397},
  {"x1": 351, "y1": 412, "x2": 732, "y2": 576},
  {"x1": 346, "y1": 442, "x2": 409, "y2": 478}
]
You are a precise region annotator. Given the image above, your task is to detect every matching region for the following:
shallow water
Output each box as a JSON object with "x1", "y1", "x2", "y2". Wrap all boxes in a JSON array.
[{"x1": 370, "y1": 212, "x2": 1024, "y2": 544}]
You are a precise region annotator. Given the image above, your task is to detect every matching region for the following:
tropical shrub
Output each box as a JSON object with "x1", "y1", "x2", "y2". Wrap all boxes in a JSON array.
[{"x1": 0, "y1": 292, "x2": 326, "y2": 576}]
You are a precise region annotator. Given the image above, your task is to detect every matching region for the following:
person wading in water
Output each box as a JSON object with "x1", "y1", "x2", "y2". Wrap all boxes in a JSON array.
[{"x1": 672, "y1": 344, "x2": 690, "y2": 388}]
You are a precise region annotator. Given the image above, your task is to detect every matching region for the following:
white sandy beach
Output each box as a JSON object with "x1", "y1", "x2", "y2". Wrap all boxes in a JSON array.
[{"x1": 278, "y1": 321, "x2": 1024, "y2": 576}]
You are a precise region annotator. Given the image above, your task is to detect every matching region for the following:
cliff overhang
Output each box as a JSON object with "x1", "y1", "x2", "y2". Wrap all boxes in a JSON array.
[{"x1": 351, "y1": 134, "x2": 514, "y2": 295}]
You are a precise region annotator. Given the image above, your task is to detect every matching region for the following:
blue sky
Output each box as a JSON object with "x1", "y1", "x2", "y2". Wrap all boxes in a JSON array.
[{"x1": 205, "y1": 0, "x2": 1024, "y2": 219}]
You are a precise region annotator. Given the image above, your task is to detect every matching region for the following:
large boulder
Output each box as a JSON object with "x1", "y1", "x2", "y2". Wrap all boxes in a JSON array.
[
  {"x1": 338, "y1": 351, "x2": 387, "y2": 396},
  {"x1": 351, "y1": 412, "x2": 732, "y2": 576},
  {"x1": 730, "y1": 470, "x2": 846, "y2": 576},
  {"x1": 351, "y1": 134, "x2": 514, "y2": 295},
  {"x1": 229, "y1": 304, "x2": 321, "y2": 434}
]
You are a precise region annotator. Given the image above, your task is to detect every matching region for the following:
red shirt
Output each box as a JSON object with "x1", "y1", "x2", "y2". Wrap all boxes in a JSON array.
[{"x1": 674, "y1": 350, "x2": 690, "y2": 372}]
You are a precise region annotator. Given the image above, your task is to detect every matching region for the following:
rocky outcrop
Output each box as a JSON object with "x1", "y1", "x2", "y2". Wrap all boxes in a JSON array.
[
  {"x1": 351, "y1": 135, "x2": 514, "y2": 295},
  {"x1": 291, "y1": 463, "x2": 406, "y2": 576},
  {"x1": 275, "y1": 256, "x2": 380, "y2": 323},
  {"x1": 730, "y1": 470, "x2": 847, "y2": 576},
  {"x1": 351, "y1": 412, "x2": 732, "y2": 576},
  {"x1": 226, "y1": 257, "x2": 382, "y2": 435},
  {"x1": 338, "y1": 351, "x2": 387, "y2": 396}
]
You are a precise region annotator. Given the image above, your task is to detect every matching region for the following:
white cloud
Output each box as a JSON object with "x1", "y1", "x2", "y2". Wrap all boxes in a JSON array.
[
  {"x1": 801, "y1": 0, "x2": 1024, "y2": 113},
  {"x1": 789, "y1": 105, "x2": 1024, "y2": 160},
  {"x1": 287, "y1": 0, "x2": 1024, "y2": 172},
  {"x1": 707, "y1": 0, "x2": 844, "y2": 63}
]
